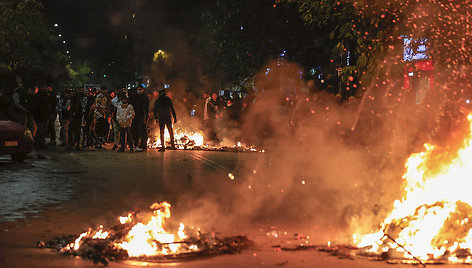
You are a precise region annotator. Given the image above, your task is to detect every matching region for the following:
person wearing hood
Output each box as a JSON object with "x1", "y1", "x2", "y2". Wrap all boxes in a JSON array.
[
  {"x1": 132, "y1": 85, "x2": 149, "y2": 151},
  {"x1": 153, "y1": 89, "x2": 177, "y2": 151}
]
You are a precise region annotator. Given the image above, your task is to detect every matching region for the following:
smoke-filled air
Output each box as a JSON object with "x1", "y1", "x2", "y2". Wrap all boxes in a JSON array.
[{"x1": 171, "y1": 1, "x2": 472, "y2": 253}]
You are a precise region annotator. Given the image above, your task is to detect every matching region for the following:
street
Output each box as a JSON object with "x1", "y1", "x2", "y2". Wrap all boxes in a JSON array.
[
  {"x1": 0, "y1": 148, "x2": 392, "y2": 268},
  {"x1": 1, "y1": 0, "x2": 471, "y2": 266},
  {"x1": 1, "y1": 148, "x2": 471, "y2": 268}
]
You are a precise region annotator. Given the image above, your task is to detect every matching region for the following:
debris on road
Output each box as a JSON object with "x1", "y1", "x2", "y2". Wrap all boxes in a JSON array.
[{"x1": 37, "y1": 202, "x2": 252, "y2": 266}]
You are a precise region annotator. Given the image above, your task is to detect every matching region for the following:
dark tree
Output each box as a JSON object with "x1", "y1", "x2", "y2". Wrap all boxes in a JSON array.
[
  {"x1": 195, "y1": 0, "x2": 321, "y2": 88},
  {"x1": 0, "y1": 0, "x2": 68, "y2": 88}
]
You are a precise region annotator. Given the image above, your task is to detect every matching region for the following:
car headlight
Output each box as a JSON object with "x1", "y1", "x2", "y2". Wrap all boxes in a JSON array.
[{"x1": 24, "y1": 129, "x2": 33, "y2": 140}]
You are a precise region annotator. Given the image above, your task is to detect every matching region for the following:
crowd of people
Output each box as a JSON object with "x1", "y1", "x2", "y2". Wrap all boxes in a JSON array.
[{"x1": 0, "y1": 84, "x2": 246, "y2": 152}]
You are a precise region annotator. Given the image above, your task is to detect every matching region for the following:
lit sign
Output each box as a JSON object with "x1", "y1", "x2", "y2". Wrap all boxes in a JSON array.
[{"x1": 404, "y1": 38, "x2": 429, "y2": 61}]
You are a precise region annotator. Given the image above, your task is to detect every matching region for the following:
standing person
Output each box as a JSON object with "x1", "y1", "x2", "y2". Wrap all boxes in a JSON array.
[
  {"x1": 24, "y1": 86, "x2": 36, "y2": 136},
  {"x1": 195, "y1": 92, "x2": 208, "y2": 124},
  {"x1": 94, "y1": 89, "x2": 108, "y2": 149},
  {"x1": 82, "y1": 88, "x2": 96, "y2": 148},
  {"x1": 110, "y1": 90, "x2": 122, "y2": 150},
  {"x1": 148, "y1": 90, "x2": 159, "y2": 130},
  {"x1": 153, "y1": 89, "x2": 177, "y2": 152},
  {"x1": 57, "y1": 88, "x2": 68, "y2": 144},
  {"x1": 116, "y1": 96, "x2": 135, "y2": 152},
  {"x1": 46, "y1": 86, "x2": 58, "y2": 145},
  {"x1": 204, "y1": 93, "x2": 219, "y2": 141},
  {"x1": 68, "y1": 89, "x2": 83, "y2": 150},
  {"x1": 11, "y1": 84, "x2": 28, "y2": 125},
  {"x1": 31, "y1": 85, "x2": 50, "y2": 149},
  {"x1": 132, "y1": 85, "x2": 149, "y2": 151},
  {"x1": 58, "y1": 89, "x2": 72, "y2": 147}
]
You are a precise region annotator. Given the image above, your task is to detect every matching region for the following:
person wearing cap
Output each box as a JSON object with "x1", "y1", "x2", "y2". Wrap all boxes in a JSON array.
[{"x1": 153, "y1": 89, "x2": 177, "y2": 151}]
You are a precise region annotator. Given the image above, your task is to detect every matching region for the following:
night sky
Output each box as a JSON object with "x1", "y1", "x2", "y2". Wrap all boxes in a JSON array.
[{"x1": 43, "y1": 0, "x2": 200, "y2": 66}]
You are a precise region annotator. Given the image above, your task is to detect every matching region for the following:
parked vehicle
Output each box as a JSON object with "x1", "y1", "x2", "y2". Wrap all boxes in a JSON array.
[{"x1": 0, "y1": 120, "x2": 33, "y2": 162}]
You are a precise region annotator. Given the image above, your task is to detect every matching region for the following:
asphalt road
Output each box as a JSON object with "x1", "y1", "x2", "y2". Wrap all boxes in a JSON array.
[{"x1": 0, "y1": 148, "x2": 465, "y2": 268}]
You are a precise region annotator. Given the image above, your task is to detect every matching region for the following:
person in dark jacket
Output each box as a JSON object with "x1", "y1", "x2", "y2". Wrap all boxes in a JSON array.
[
  {"x1": 11, "y1": 84, "x2": 28, "y2": 125},
  {"x1": 46, "y1": 86, "x2": 58, "y2": 145},
  {"x1": 153, "y1": 89, "x2": 177, "y2": 151},
  {"x1": 68, "y1": 89, "x2": 83, "y2": 150},
  {"x1": 204, "y1": 93, "x2": 219, "y2": 141},
  {"x1": 82, "y1": 88, "x2": 96, "y2": 148},
  {"x1": 131, "y1": 85, "x2": 149, "y2": 150},
  {"x1": 31, "y1": 85, "x2": 51, "y2": 149}
]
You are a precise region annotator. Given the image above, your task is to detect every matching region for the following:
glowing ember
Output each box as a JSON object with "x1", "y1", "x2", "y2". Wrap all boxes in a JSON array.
[{"x1": 356, "y1": 114, "x2": 472, "y2": 263}]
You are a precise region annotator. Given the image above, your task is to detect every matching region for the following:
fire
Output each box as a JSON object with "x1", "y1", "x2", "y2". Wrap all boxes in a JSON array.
[
  {"x1": 356, "y1": 114, "x2": 472, "y2": 263},
  {"x1": 64, "y1": 202, "x2": 199, "y2": 258},
  {"x1": 147, "y1": 128, "x2": 204, "y2": 149}
]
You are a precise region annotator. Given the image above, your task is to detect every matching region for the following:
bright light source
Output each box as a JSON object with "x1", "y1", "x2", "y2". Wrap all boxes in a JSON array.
[
  {"x1": 54, "y1": 23, "x2": 59, "y2": 27},
  {"x1": 103, "y1": 74, "x2": 107, "y2": 78},
  {"x1": 153, "y1": 50, "x2": 169, "y2": 62},
  {"x1": 66, "y1": 51, "x2": 69, "y2": 54},
  {"x1": 63, "y1": 41, "x2": 66, "y2": 44},
  {"x1": 467, "y1": 99, "x2": 470, "y2": 104},
  {"x1": 58, "y1": 34, "x2": 62, "y2": 37},
  {"x1": 408, "y1": 72, "x2": 414, "y2": 77}
]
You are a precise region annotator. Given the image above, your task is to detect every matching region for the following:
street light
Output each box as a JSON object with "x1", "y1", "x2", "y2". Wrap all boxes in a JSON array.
[
  {"x1": 54, "y1": 23, "x2": 59, "y2": 27},
  {"x1": 58, "y1": 34, "x2": 62, "y2": 37}
]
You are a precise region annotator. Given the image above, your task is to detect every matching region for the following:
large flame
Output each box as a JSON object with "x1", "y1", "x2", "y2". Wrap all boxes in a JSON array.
[
  {"x1": 356, "y1": 114, "x2": 472, "y2": 262},
  {"x1": 64, "y1": 202, "x2": 198, "y2": 257}
]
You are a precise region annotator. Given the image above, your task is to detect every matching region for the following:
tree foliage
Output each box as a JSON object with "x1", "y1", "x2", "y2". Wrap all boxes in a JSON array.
[
  {"x1": 195, "y1": 0, "x2": 319, "y2": 87},
  {"x1": 0, "y1": 0, "x2": 68, "y2": 86},
  {"x1": 286, "y1": 0, "x2": 472, "y2": 97},
  {"x1": 66, "y1": 61, "x2": 92, "y2": 88}
]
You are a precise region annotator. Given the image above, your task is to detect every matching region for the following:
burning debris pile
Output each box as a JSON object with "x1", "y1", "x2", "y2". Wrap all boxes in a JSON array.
[
  {"x1": 147, "y1": 128, "x2": 205, "y2": 150},
  {"x1": 147, "y1": 128, "x2": 264, "y2": 152},
  {"x1": 354, "y1": 114, "x2": 472, "y2": 265},
  {"x1": 38, "y1": 202, "x2": 251, "y2": 265}
]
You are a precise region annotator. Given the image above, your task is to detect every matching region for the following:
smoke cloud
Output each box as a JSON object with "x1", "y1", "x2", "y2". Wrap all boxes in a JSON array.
[{"x1": 130, "y1": 0, "x2": 472, "y2": 245}]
